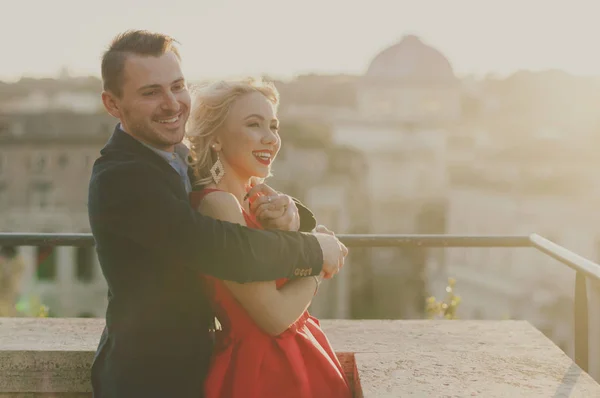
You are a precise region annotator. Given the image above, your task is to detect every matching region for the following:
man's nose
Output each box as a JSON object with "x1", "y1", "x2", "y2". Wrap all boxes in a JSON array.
[{"x1": 161, "y1": 92, "x2": 180, "y2": 111}]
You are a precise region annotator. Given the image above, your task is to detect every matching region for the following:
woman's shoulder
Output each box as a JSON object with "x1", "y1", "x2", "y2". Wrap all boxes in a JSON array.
[
  {"x1": 190, "y1": 188, "x2": 233, "y2": 208},
  {"x1": 190, "y1": 189, "x2": 247, "y2": 224}
]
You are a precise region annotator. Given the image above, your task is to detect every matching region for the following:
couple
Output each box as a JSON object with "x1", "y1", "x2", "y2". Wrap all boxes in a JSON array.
[{"x1": 88, "y1": 30, "x2": 352, "y2": 398}]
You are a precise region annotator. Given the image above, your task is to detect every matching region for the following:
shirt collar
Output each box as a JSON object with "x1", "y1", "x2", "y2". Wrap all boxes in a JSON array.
[{"x1": 119, "y1": 123, "x2": 190, "y2": 163}]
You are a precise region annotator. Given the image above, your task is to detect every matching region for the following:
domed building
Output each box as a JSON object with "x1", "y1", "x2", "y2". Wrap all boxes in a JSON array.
[{"x1": 358, "y1": 35, "x2": 461, "y2": 124}]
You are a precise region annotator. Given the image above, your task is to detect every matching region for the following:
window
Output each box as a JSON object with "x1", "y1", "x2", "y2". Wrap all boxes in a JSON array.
[
  {"x1": 58, "y1": 154, "x2": 69, "y2": 168},
  {"x1": 76, "y1": 247, "x2": 94, "y2": 282},
  {"x1": 0, "y1": 246, "x2": 17, "y2": 259},
  {"x1": 29, "y1": 182, "x2": 53, "y2": 209},
  {"x1": 30, "y1": 153, "x2": 48, "y2": 174},
  {"x1": 0, "y1": 183, "x2": 6, "y2": 210},
  {"x1": 36, "y1": 246, "x2": 56, "y2": 281}
]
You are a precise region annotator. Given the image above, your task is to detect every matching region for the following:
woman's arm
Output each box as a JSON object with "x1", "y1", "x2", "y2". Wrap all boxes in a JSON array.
[{"x1": 198, "y1": 191, "x2": 321, "y2": 336}]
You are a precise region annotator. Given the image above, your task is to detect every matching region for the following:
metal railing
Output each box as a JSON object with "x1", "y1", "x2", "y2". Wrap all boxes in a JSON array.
[{"x1": 1, "y1": 232, "x2": 599, "y2": 380}]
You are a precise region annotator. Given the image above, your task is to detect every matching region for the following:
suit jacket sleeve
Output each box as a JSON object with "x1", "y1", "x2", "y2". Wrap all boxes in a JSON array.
[
  {"x1": 88, "y1": 162, "x2": 323, "y2": 282},
  {"x1": 293, "y1": 198, "x2": 317, "y2": 232}
]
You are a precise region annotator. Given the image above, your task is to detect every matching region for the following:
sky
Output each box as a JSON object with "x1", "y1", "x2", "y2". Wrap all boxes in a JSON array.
[{"x1": 2, "y1": 0, "x2": 599, "y2": 82}]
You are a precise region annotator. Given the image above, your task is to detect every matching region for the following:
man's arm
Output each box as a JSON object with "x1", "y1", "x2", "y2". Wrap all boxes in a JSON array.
[
  {"x1": 294, "y1": 198, "x2": 317, "y2": 232},
  {"x1": 88, "y1": 162, "x2": 322, "y2": 283}
]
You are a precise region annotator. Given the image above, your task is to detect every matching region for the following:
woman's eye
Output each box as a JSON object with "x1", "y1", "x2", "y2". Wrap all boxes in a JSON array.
[{"x1": 248, "y1": 122, "x2": 260, "y2": 127}]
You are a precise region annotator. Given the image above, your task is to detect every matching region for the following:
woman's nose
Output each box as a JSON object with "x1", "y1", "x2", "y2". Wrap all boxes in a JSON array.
[{"x1": 261, "y1": 129, "x2": 279, "y2": 146}]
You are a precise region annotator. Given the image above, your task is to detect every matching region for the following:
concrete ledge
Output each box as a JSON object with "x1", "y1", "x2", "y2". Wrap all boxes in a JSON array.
[
  {"x1": 325, "y1": 320, "x2": 600, "y2": 397},
  {"x1": 1, "y1": 318, "x2": 599, "y2": 397}
]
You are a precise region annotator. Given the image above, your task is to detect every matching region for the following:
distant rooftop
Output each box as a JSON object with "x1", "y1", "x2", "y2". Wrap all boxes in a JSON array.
[
  {"x1": 365, "y1": 35, "x2": 458, "y2": 84},
  {"x1": 0, "y1": 112, "x2": 115, "y2": 144}
]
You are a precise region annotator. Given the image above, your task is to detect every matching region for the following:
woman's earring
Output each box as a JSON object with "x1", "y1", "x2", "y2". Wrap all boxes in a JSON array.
[{"x1": 210, "y1": 152, "x2": 225, "y2": 184}]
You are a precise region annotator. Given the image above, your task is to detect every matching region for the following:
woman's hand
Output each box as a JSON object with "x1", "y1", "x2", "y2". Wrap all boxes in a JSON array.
[{"x1": 245, "y1": 183, "x2": 300, "y2": 231}]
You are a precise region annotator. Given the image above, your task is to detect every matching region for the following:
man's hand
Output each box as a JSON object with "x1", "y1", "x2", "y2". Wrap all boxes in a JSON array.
[
  {"x1": 245, "y1": 183, "x2": 300, "y2": 231},
  {"x1": 314, "y1": 224, "x2": 348, "y2": 279},
  {"x1": 313, "y1": 225, "x2": 348, "y2": 279}
]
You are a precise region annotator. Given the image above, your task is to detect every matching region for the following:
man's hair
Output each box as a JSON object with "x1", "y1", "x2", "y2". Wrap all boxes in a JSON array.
[{"x1": 101, "y1": 30, "x2": 181, "y2": 97}]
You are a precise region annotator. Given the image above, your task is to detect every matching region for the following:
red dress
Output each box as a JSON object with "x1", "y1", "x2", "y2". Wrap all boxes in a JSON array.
[{"x1": 190, "y1": 189, "x2": 352, "y2": 398}]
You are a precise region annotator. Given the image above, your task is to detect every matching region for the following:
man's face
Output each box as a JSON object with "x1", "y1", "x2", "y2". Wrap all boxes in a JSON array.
[{"x1": 103, "y1": 51, "x2": 191, "y2": 152}]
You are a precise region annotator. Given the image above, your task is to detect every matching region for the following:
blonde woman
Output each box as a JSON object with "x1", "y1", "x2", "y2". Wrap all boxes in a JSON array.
[{"x1": 187, "y1": 79, "x2": 352, "y2": 398}]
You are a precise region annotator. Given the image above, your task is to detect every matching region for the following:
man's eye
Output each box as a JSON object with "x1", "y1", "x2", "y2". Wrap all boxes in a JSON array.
[
  {"x1": 143, "y1": 91, "x2": 157, "y2": 96},
  {"x1": 248, "y1": 122, "x2": 260, "y2": 127}
]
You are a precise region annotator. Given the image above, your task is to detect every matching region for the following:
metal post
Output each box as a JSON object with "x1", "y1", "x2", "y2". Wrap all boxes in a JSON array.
[
  {"x1": 575, "y1": 271, "x2": 589, "y2": 372},
  {"x1": 587, "y1": 277, "x2": 600, "y2": 381}
]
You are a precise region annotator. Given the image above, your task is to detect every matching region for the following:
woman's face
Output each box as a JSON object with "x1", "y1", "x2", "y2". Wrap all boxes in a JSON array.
[{"x1": 215, "y1": 92, "x2": 280, "y2": 181}]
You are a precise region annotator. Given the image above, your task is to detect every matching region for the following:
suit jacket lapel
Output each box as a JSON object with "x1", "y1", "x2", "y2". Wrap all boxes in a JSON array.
[{"x1": 102, "y1": 125, "x2": 188, "y2": 198}]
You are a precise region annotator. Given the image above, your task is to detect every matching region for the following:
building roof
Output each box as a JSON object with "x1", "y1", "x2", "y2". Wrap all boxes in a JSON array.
[
  {"x1": 0, "y1": 112, "x2": 114, "y2": 144},
  {"x1": 364, "y1": 35, "x2": 457, "y2": 84}
]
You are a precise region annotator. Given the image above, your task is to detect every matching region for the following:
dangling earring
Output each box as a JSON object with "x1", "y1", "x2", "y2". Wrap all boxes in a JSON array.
[{"x1": 210, "y1": 149, "x2": 225, "y2": 184}]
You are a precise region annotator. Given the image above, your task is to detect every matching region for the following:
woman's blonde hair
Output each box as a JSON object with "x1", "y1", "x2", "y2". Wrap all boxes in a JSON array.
[{"x1": 186, "y1": 77, "x2": 280, "y2": 187}]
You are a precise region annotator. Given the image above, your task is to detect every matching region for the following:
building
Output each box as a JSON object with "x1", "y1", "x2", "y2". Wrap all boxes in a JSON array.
[
  {"x1": 268, "y1": 129, "x2": 370, "y2": 319},
  {"x1": 0, "y1": 112, "x2": 113, "y2": 317},
  {"x1": 357, "y1": 34, "x2": 461, "y2": 125},
  {"x1": 426, "y1": 135, "x2": 600, "y2": 356},
  {"x1": 282, "y1": 35, "x2": 458, "y2": 319},
  {"x1": 0, "y1": 112, "x2": 113, "y2": 232}
]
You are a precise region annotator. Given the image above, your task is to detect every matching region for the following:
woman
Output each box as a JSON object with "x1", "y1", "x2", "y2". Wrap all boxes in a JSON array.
[{"x1": 186, "y1": 78, "x2": 352, "y2": 398}]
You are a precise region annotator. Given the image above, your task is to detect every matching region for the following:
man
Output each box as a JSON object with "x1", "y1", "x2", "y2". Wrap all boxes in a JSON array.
[{"x1": 89, "y1": 30, "x2": 347, "y2": 398}]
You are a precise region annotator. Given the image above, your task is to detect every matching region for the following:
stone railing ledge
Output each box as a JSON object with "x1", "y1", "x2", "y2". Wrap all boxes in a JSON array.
[{"x1": 1, "y1": 318, "x2": 600, "y2": 397}]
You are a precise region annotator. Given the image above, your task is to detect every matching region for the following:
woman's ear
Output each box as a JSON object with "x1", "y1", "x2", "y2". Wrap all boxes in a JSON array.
[{"x1": 211, "y1": 140, "x2": 222, "y2": 152}]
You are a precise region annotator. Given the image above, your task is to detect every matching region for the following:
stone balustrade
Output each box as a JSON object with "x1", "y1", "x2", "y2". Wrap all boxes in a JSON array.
[{"x1": 1, "y1": 318, "x2": 599, "y2": 397}]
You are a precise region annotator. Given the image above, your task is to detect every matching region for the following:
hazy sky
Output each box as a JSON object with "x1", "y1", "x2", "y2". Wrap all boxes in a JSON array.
[{"x1": 2, "y1": 0, "x2": 599, "y2": 82}]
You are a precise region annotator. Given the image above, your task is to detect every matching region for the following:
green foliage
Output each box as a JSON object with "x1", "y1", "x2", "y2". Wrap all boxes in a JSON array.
[
  {"x1": 15, "y1": 296, "x2": 49, "y2": 318},
  {"x1": 425, "y1": 278, "x2": 461, "y2": 320}
]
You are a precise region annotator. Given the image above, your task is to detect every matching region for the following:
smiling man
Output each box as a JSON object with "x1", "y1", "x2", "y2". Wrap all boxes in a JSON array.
[
  {"x1": 88, "y1": 30, "x2": 348, "y2": 398},
  {"x1": 102, "y1": 41, "x2": 189, "y2": 151}
]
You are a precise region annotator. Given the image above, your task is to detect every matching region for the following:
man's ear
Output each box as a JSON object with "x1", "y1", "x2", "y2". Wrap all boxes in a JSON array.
[{"x1": 101, "y1": 91, "x2": 122, "y2": 119}]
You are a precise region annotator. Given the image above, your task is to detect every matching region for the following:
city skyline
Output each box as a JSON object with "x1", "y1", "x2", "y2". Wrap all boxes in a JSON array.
[{"x1": 3, "y1": 0, "x2": 600, "y2": 82}]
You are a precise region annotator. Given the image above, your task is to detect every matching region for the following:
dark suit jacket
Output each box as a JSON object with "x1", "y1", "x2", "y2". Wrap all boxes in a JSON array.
[{"x1": 89, "y1": 126, "x2": 323, "y2": 398}]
